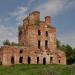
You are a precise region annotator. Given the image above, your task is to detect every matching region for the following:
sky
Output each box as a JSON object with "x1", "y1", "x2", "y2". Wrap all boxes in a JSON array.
[{"x1": 0, "y1": 0, "x2": 75, "y2": 47}]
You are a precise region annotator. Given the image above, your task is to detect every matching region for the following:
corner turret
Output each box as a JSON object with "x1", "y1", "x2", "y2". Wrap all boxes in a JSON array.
[{"x1": 45, "y1": 16, "x2": 51, "y2": 25}]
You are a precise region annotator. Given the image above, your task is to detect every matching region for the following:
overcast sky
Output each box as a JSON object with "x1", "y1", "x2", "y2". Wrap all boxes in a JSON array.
[{"x1": 0, "y1": 0, "x2": 75, "y2": 47}]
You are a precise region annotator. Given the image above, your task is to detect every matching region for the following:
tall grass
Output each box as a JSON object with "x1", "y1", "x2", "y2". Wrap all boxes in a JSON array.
[{"x1": 0, "y1": 64, "x2": 75, "y2": 75}]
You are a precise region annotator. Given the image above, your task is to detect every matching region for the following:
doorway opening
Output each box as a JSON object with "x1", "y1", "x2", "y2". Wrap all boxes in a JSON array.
[
  {"x1": 43, "y1": 58, "x2": 46, "y2": 64},
  {"x1": 19, "y1": 57, "x2": 23, "y2": 63},
  {"x1": 28, "y1": 57, "x2": 31, "y2": 64},
  {"x1": 50, "y1": 57, "x2": 53, "y2": 64},
  {"x1": 11, "y1": 56, "x2": 14, "y2": 64},
  {"x1": 59, "y1": 60, "x2": 60, "y2": 63},
  {"x1": 37, "y1": 57, "x2": 39, "y2": 64}
]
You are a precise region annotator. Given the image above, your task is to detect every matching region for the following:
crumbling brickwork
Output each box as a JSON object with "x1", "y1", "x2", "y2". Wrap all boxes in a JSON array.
[{"x1": 0, "y1": 11, "x2": 66, "y2": 65}]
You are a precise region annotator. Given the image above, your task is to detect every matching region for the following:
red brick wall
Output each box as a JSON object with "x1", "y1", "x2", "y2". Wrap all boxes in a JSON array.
[{"x1": 0, "y1": 11, "x2": 66, "y2": 65}]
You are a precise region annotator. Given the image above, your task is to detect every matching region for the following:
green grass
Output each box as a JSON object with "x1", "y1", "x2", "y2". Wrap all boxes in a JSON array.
[{"x1": 0, "y1": 64, "x2": 75, "y2": 75}]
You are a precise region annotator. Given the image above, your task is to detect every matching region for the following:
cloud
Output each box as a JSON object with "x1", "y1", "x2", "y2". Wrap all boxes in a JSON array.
[
  {"x1": 65, "y1": 0, "x2": 75, "y2": 9},
  {"x1": 28, "y1": 0, "x2": 35, "y2": 4},
  {"x1": 9, "y1": 0, "x2": 75, "y2": 23},
  {"x1": 0, "y1": 6, "x2": 28, "y2": 46},
  {"x1": 10, "y1": 6, "x2": 27, "y2": 16},
  {"x1": 58, "y1": 34, "x2": 75, "y2": 48},
  {"x1": 9, "y1": 6, "x2": 28, "y2": 24},
  {"x1": 0, "y1": 25, "x2": 18, "y2": 45},
  {"x1": 33, "y1": 0, "x2": 75, "y2": 17},
  {"x1": 34, "y1": 0, "x2": 64, "y2": 17},
  {"x1": 0, "y1": 0, "x2": 75, "y2": 47},
  {"x1": 0, "y1": 19, "x2": 2, "y2": 23}
]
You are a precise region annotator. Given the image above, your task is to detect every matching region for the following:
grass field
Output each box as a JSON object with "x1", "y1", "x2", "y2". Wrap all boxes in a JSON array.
[{"x1": 0, "y1": 64, "x2": 75, "y2": 75}]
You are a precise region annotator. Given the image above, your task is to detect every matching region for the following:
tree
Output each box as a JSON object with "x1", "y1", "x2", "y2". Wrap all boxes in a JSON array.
[
  {"x1": 60, "y1": 44, "x2": 66, "y2": 52},
  {"x1": 11, "y1": 42, "x2": 18, "y2": 46},
  {"x1": 3, "y1": 40, "x2": 10, "y2": 45},
  {"x1": 56, "y1": 40, "x2": 61, "y2": 49},
  {"x1": 56, "y1": 40, "x2": 75, "y2": 64},
  {"x1": 72, "y1": 48, "x2": 75, "y2": 63},
  {"x1": 65, "y1": 44, "x2": 74, "y2": 64}
]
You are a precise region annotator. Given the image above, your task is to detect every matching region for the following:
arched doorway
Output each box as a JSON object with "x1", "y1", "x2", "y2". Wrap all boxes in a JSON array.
[
  {"x1": 28, "y1": 57, "x2": 31, "y2": 64},
  {"x1": 37, "y1": 57, "x2": 39, "y2": 64},
  {"x1": 50, "y1": 57, "x2": 53, "y2": 64},
  {"x1": 59, "y1": 60, "x2": 60, "y2": 64},
  {"x1": 11, "y1": 56, "x2": 14, "y2": 64},
  {"x1": 19, "y1": 57, "x2": 23, "y2": 63},
  {"x1": 43, "y1": 58, "x2": 46, "y2": 64}
]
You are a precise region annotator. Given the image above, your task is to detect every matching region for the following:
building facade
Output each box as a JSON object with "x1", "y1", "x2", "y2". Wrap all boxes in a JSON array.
[{"x1": 0, "y1": 11, "x2": 66, "y2": 65}]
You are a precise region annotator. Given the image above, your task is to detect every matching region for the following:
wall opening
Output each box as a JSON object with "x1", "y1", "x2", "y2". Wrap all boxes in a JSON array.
[
  {"x1": 20, "y1": 49, "x2": 23, "y2": 53},
  {"x1": 50, "y1": 57, "x2": 53, "y2": 64},
  {"x1": 38, "y1": 40, "x2": 41, "y2": 49},
  {"x1": 45, "y1": 40, "x2": 48, "y2": 49},
  {"x1": 37, "y1": 57, "x2": 39, "y2": 64},
  {"x1": 19, "y1": 30, "x2": 22, "y2": 36},
  {"x1": 28, "y1": 57, "x2": 31, "y2": 64},
  {"x1": 11, "y1": 56, "x2": 14, "y2": 64},
  {"x1": 38, "y1": 30, "x2": 41, "y2": 35},
  {"x1": 46, "y1": 31, "x2": 48, "y2": 37},
  {"x1": 59, "y1": 60, "x2": 60, "y2": 63},
  {"x1": 19, "y1": 57, "x2": 23, "y2": 63},
  {"x1": 43, "y1": 58, "x2": 46, "y2": 64},
  {"x1": 0, "y1": 58, "x2": 2, "y2": 65}
]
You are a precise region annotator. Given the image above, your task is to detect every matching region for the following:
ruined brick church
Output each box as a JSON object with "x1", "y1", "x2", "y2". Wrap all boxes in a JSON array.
[{"x1": 0, "y1": 11, "x2": 66, "y2": 65}]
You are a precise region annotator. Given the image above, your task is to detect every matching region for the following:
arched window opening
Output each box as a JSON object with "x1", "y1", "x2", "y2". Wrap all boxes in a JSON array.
[
  {"x1": 46, "y1": 31, "x2": 48, "y2": 37},
  {"x1": 38, "y1": 40, "x2": 41, "y2": 49},
  {"x1": 45, "y1": 40, "x2": 48, "y2": 49},
  {"x1": 19, "y1": 31, "x2": 22, "y2": 36},
  {"x1": 38, "y1": 30, "x2": 41, "y2": 35},
  {"x1": 20, "y1": 49, "x2": 23, "y2": 53}
]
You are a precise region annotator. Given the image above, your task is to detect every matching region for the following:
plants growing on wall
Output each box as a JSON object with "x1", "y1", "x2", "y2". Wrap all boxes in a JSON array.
[{"x1": 35, "y1": 21, "x2": 40, "y2": 27}]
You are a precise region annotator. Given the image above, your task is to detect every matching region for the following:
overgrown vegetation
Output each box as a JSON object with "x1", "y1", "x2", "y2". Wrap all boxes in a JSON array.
[
  {"x1": 0, "y1": 64, "x2": 75, "y2": 75},
  {"x1": 3, "y1": 40, "x2": 19, "y2": 46},
  {"x1": 35, "y1": 21, "x2": 40, "y2": 27},
  {"x1": 57, "y1": 40, "x2": 75, "y2": 65},
  {"x1": 18, "y1": 25, "x2": 22, "y2": 31}
]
